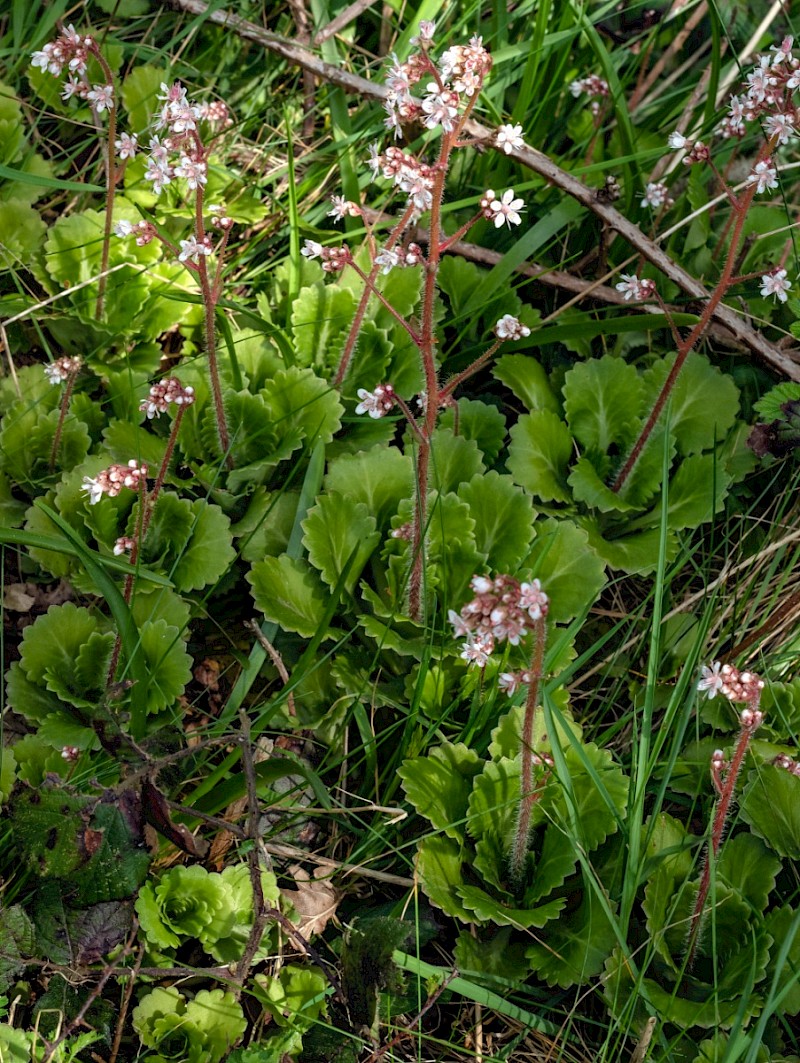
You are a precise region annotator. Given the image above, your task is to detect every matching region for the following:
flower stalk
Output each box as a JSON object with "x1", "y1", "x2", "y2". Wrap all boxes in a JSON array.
[{"x1": 687, "y1": 662, "x2": 765, "y2": 967}]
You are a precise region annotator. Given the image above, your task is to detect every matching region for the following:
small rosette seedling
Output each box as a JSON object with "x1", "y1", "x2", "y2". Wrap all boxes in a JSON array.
[
  {"x1": 132, "y1": 986, "x2": 246, "y2": 1063},
  {"x1": 135, "y1": 862, "x2": 282, "y2": 964}
]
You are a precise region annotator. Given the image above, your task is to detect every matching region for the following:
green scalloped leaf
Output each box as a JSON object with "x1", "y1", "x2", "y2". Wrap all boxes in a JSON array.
[
  {"x1": 398, "y1": 743, "x2": 483, "y2": 842},
  {"x1": 551, "y1": 741, "x2": 628, "y2": 854},
  {"x1": 754, "y1": 382, "x2": 800, "y2": 422},
  {"x1": 0, "y1": 199, "x2": 46, "y2": 265},
  {"x1": 428, "y1": 429, "x2": 485, "y2": 494},
  {"x1": 453, "y1": 926, "x2": 530, "y2": 982},
  {"x1": 579, "y1": 517, "x2": 675, "y2": 575},
  {"x1": 439, "y1": 399, "x2": 507, "y2": 462},
  {"x1": 416, "y1": 835, "x2": 474, "y2": 922},
  {"x1": 247, "y1": 555, "x2": 328, "y2": 638},
  {"x1": 525, "y1": 878, "x2": 617, "y2": 987},
  {"x1": 0, "y1": 471, "x2": 26, "y2": 527},
  {"x1": 523, "y1": 518, "x2": 606, "y2": 623},
  {"x1": 763, "y1": 907, "x2": 800, "y2": 1016},
  {"x1": 120, "y1": 64, "x2": 169, "y2": 135},
  {"x1": 647, "y1": 452, "x2": 731, "y2": 531},
  {"x1": 134, "y1": 619, "x2": 192, "y2": 715},
  {"x1": 457, "y1": 883, "x2": 566, "y2": 928},
  {"x1": 717, "y1": 833, "x2": 779, "y2": 915},
  {"x1": 302, "y1": 491, "x2": 380, "y2": 593},
  {"x1": 493, "y1": 354, "x2": 560, "y2": 413},
  {"x1": 101, "y1": 419, "x2": 168, "y2": 470},
  {"x1": 740, "y1": 764, "x2": 800, "y2": 859},
  {"x1": 466, "y1": 757, "x2": 524, "y2": 842},
  {"x1": 563, "y1": 356, "x2": 643, "y2": 452},
  {"x1": 6, "y1": 661, "x2": 65, "y2": 728},
  {"x1": 44, "y1": 630, "x2": 115, "y2": 710},
  {"x1": 140, "y1": 495, "x2": 235, "y2": 593},
  {"x1": 42, "y1": 207, "x2": 162, "y2": 333},
  {"x1": 641, "y1": 352, "x2": 739, "y2": 456},
  {"x1": 18, "y1": 603, "x2": 105, "y2": 689},
  {"x1": 172, "y1": 500, "x2": 236, "y2": 593},
  {"x1": 568, "y1": 457, "x2": 638, "y2": 513},
  {"x1": 262, "y1": 366, "x2": 344, "y2": 446},
  {"x1": 507, "y1": 410, "x2": 573, "y2": 503},
  {"x1": 291, "y1": 281, "x2": 357, "y2": 374},
  {"x1": 457, "y1": 471, "x2": 535, "y2": 571},
  {"x1": 0, "y1": 402, "x2": 90, "y2": 486},
  {"x1": 323, "y1": 445, "x2": 413, "y2": 526}
]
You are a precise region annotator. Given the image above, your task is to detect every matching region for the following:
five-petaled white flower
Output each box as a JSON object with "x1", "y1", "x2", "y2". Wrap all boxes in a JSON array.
[
  {"x1": 178, "y1": 235, "x2": 212, "y2": 263},
  {"x1": 697, "y1": 661, "x2": 725, "y2": 699},
  {"x1": 495, "y1": 124, "x2": 525, "y2": 154},
  {"x1": 495, "y1": 315, "x2": 530, "y2": 340},
  {"x1": 489, "y1": 189, "x2": 525, "y2": 228},
  {"x1": 747, "y1": 158, "x2": 778, "y2": 194},
  {"x1": 115, "y1": 132, "x2": 138, "y2": 159},
  {"x1": 86, "y1": 83, "x2": 114, "y2": 113},
  {"x1": 760, "y1": 268, "x2": 792, "y2": 302}
]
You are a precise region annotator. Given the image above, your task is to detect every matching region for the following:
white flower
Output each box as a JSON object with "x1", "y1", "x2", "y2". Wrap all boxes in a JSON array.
[
  {"x1": 328, "y1": 195, "x2": 359, "y2": 221},
  {"x1": 174, "y1": 154, "x2": 207, "y2": 190},
  {"x1": 115, "y1": 132, "x2": 138, "y2": 159},
  {"x1": 460, "y1": 632, "x2": 494, "y2": 667},
  {"x1": 760, "y1": 268, "x2": 792, "y2": 302},
  {"x1": 495, "y1": 315, "x2": 530, "y2": 340},
  {"x1": 301, "y1": 240, "x2": 323, "y2": 260},
  {"x1": 615, "y1": 274, "x2": 652, "y2": 301},
  {"x1": 421, "y1": 85, "x2": 459, "y2": 132},
  {"x1": 367, "y1": 142, "x2": 382, "y2": 177},
  {"x1": 499, "y1": 672, "x2": 523, "y2": 696},
  {"x1": 495, "y1": 124, "x2": 525, "y2": 154},
  {"x1": 144, "y1": 159, "x2": 172, "y2": 195},
  {"x1": 178, "y1": 235, "x2": 212, "y2": 263},
  {"x1": 61, "y1": 77, "x2": 85, "y2": 101},
  {"x1": 86, "y1": 84, "x2": 114, "y2": 113},
  {"x1": 410, "y1": 20, "x2": 436, "y2": 46},
  {"x1": 747, "y1": 158, "x2": 778, "y2": 194},
  {"x1": 470, "y1": 575, "x2": 493, "y2": 594},
  {"x1": 489, "y1": 189, "x2": 525, "y2": 228},
  {"x1": 765, "y1": 113, "x2": 795, "y2": 144},
  {"x1": 375, "y1": 248, "x2": 400, "y2": 274},
  {"x1": 113, "y1": 219, "x2": 135, "y2": 237},
  {"x1": 81, "y1": 476, "x2": 105, "y2": 505},
  {"x1": 697, "y1": 661, "x2": 725, "y2": 699},
  {"x1": 448, "y1": 609, "x2": 470, "y2": 638},
  {"x1": 355, "y1": 384, "x2": 395, "y2": 418},
  {"x1": 667, "y1": 131, "x2": 688, "y2": 150},
  {"x1": 519, "y1": 579, "x2": 549, "y2": 621},
  {"x1": 642, "y1": 182, "x2": 670, "y2": 209}
]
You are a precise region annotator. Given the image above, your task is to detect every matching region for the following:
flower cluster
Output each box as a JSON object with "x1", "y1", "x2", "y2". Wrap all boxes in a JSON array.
[
  {"x1": 615, "y1": 274, "x2": 656, "y2": 301},
  {"x1": 697, "y1": 661, "x2": 765, "y2": 704},
  {"x1": 31, "y1": 24, "x2": 91, "y2": 77},
  {"x1": 374, "y1": 244, "x2": 425, "y2": 274},
  {"x1": 31, "y1": 25, "x2": 119, "y2": 115},
  {"x1": 43, "y1": 356, "x2": 82, "y2": 385},
  {"x1": 480, "y1": 189, "x2": 525, "y2": 229},
  {"x1": 495, "y1": 315, "x2": 531, "y2": 340},
  {"x1": 81, "y1": 460, "x2": 148, "y2": 505},
  {"x1": 369, "y1": 145, "x2": 437, "y2": 213},
  {"x1": 130, "y1": 83, "x2": 230, "y2": 199},
  {"x1": 112, "y1": 218, "x2": 157, "y2": 246},
  {"x1": 355, "y1": 384, "x2": 396, "y2": 418},
  {"x1": 113, "y1": 536, "x2": 136, "y2": 556},
  {"x1": 641, "y1": 181, "x2": 673, "y2": 210},
  {"x1": 382, "y1": 29, "x2": 491, "y2": 139},
  {"x1": 300, "y1": 241, "x2": 351, "y2": 273},
  {"x1": 773, "y1": 752, "x2": 800, "y2": 778},
  {"x1": 139, "y1": 377, "x2": 196, "y2": 419},
  {"x1": 450, "y1": 574, "x2": 549, "y2": 667},
  {"x1": 569, "y1": 74, "x2": 610, "y2": 115}
]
